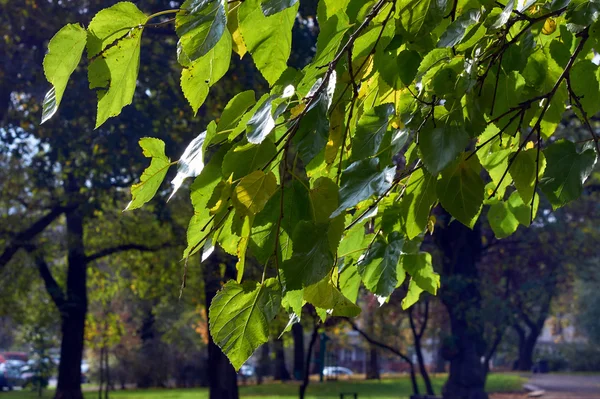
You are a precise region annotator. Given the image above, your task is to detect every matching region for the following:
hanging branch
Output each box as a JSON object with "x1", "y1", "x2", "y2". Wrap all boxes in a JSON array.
[
  {"x1": 487, "y1": 27, "x2": 590, "y2": 207},
  {"x1": 566, "y1": 74, "x2": 600, "y2": 155},
  {"x1": 344, "y1": 317, "x2": 420, "y2": 396}
]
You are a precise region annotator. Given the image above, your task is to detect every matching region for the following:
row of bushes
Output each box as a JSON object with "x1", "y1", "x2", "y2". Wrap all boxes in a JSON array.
[{"x1": 535, "y1": 343, "x2": 600, "y2": 372}]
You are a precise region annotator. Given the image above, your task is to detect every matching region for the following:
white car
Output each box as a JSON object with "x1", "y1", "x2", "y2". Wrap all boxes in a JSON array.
[{"x1": 323, "y1": 366, "x2": 353, "y2": 376}]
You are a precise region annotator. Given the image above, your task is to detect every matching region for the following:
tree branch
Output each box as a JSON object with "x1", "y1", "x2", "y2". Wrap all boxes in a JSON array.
[
  {"x1": 0, "y1": 204, "x2": 76, "y2": 269},
  {"x1": 85, "y1": 243, "x2": 171, "y2": 264},
  {"x1": 25, "y1": 245, "x2": 66, "y2": 309},
  {"x1": 344, "y1": 317, "x2": 419, "y2": 395}
]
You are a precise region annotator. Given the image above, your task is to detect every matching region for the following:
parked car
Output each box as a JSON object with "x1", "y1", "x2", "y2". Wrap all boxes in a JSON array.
[
  {"x1": 323, "y1": 366, "x2": 354, "y2": 377},
  {"x1": 1, "y1": 352, "x2": 28, "y2": 363},
  {"x1": 81, "y1": 360, "x2": 90, "y2": 383},
  {"x1": 0, "y1": 361, "x2": 22, "y2": 390},
  {"x1": 238, "y1": 364, "x2": 255, "y2": 378}
]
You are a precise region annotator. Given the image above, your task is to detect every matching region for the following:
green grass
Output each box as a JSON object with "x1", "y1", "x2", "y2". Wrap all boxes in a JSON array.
[{"x1": 2, "y1": 374, "x2": 525, "y2": 399}]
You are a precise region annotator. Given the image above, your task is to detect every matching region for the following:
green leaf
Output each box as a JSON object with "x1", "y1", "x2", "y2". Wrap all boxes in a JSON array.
[
  {"x1": 297, "y1": 0, "x2": 350, "y2": 95},
  {"x1": 87, "y1": 2, "x2": 147, "y2": 128},
  {"x1": 310, "y1": 177, "x2": 340, "y2": 223},
  {"x1": 331, "y1": 159, "x2": 395, "y2": 218},
  {"x1": 184, "y1": 146, "x2": 227, "y2": 258},
  {"x1": 566, "y1": 0, "x2": 600, "y2": 28},
  {"x1": 217, "y1": 90, "x2": 256, "y2": 133},
  {"x1": 281, "y1": 221, "x2": 335, "y2": 291},
  {"x1": 437, "y1": 8, "x2": 482, "y2": 48},
  {"x1": 176, "y1": 0, "x2": 227, "y2": 62},
  {"x1": 397, "y1": 0, "x2": 447, "y2": 39},
  {"x1": 416, "y1": 48, "x2": 452, "y2": 81},
  {"x1": 570, "y1": 60, "x2": 600, "y2": 116},
  {"x1": 420, "y1": 125, "x2": 469, "y2": 175},
  {"x1": 209, "y1": 278, "x2": 281, "y2": 370},
  {"x1": 126, "y1": 138, "x2": 172, "y2": 211},
  {"x1": 239, "y1": 0, "x2": 299, "y2": 85},
  {"x1": 398, "y1": 167, "x2": 438, "y2": 239},
  {"x1": 233, "y1": 170, "x2": 278, "y2": 216},
  {"x1": 509, "y1": 148, "x2": 546, "y2": 205},
  {"x1": 507, "y1": 190, "x2": 539, "y2": 227},
  {"x1": 222, "y1": 140, "x2": 277, "y2": 180},
  {"x1": 261, "y1": 0, "x2": 299, "y2": 16},
  {"x1": 402, "y1": 278, "x2": 424, "y2": 309},
  {"x1": 488, "y1": 201, "x2": 519, "y2": 239},
  {"x1": 491, "y1": 0, "x2": 514, "y2": 29},
  {"x1": 181, "y1": 31, "x2": 232, "y2": 114},
  {"x1": 294, "y1": 76, "x2": 335, "y2": 163},
  {"x1": 400, "y1": 252, "x2": 439, "y2": 295},
  {"x1": 437, "y1": 156, "x2": 485, "y2": 228},
  {"x1": 246, "y1": 95, "x2": 279, "y2": 145},
  {"x1": 41, "y1": 24, "x2": 87, "y2": 124},
  {"x1": 540, "y1": 140, "x2": 597, "y2": 209},
  {"x1": 358, "y1": 232, "x2": 404, "y2": 297},
  {"x1": 339, "y1": 263, "x2": 361, "y2": 304},
  {"x1": 350, "y1": 103, "x2": 395, "y2": 161},
  {"x1": 397, "y1": 50, "x2": 422, "y2": 86},
  {"x1": 282, "y1": 289, "x2": 304, "y2": 317},
  {"x1": 303, "y1": 278, "x2": 361, "y2": 317},
  {"x1": 478, "y1": 124, "x2": 517, "y2": 199}
]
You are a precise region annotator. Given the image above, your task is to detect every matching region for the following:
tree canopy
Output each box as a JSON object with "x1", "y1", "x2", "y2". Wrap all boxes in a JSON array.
[{"x1": 43, "y1": 0, "x2": 600, "y2": 369}]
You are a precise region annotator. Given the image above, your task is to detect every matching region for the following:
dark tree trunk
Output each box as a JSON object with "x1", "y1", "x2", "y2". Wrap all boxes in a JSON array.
[
  {"x1": 365, "y1": 308, "x2": 380, "y2": 380},
  {"x1": 514, "y1": 327, "x2": 539, "y2": 371},
  {"x1": 256, "y1": 343, "x2": 270, "y2": 384},
  {"x1": 436, "y1": 214, "x2": 488, "y2": 399},
  {"x1": 292, "y1": 323, "x2": 305, "y2": 380},
  {"x1": 409, "y1": 304, "x2": 435, "y2": 396},
  {"x1": 366, "y1": 347, "x2": 380, "y2": 380},
  {"x1": 204, "y1": 248, "x2": 239, "y2": 399},
  {"x1": 299, "y1": 322, "x2": 319, "y2": 399},
  {"x1": 55, "y1": 210, "x2": 87, "y2": 399},
  {"x1": 273, "y1": 337, "x2": 291, "y2": 381},
  {"x1": 136, "y1": 309, "x2": 157, "y2": 388}
]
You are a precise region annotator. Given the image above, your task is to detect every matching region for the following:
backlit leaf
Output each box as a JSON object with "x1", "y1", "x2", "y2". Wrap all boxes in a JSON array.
[
  {"x1": 209, "y1": 278, "x2": 281, "y2": 370},
  {"x1": 331, "y1": 158, "x2": 395, "y2": 218},
  {"x1": 126, "y1": 138, "x2": 172, "y2": 211},
  {"x1": 87, "y1": 2, "x2": 147, "y2": 128},
  {"x1": 42, "y1": 24, "x2": 87, "y2": 124},
  {"x1": 540, "y1": 140, "x2": 597, "y2": 209},
  {"x1": 176, "y1": 0, "x2": 227, "y2": 62}
]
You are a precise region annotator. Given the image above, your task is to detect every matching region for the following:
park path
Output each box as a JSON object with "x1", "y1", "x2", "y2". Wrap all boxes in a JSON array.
[{"x1": 492, "y1": 374, "x2": 600, "y2": 399}]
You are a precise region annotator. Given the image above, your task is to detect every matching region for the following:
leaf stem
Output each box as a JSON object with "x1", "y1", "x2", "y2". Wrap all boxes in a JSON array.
[{"x1": 145, "y1": 9, "x2": 181, "y2": 23}]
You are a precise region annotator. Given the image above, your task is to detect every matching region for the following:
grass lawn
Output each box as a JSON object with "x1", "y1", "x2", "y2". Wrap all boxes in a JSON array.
[{"x1": 1, "y1": 374, "x2": 525, "y2": 399}]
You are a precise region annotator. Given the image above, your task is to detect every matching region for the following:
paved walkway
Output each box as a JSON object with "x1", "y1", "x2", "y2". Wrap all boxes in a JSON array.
[
  {"x1": 527, "y1": 374, "x2": 600, "y2": 398},
  {"x1": 492, "y1": 374, "x2": 600, "y2": 399}
]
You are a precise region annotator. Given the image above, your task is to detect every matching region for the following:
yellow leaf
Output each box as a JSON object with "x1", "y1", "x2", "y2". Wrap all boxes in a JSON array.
[
  {"x1": 228, "y1": 5, "x2": 247, "y2": 58},
  {"x1": 542, "y1": 18, "x2": 556, "y2": 35},
  {"x1": 325, "y1": 106, "x2": 344, "y2": 165},
  {"x1": 233, "y1": 170, "x2": 278, "y2": 215},
  {"x1": 525, "y1": 141, "x2": 534, "y2": 150}
]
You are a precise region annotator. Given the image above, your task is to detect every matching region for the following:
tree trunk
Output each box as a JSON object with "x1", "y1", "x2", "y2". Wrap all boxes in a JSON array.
[
  {"x1": 292, "y1": 323, "x2": 305, "y2": 380},
  {"x1": 136, "y1": 309, "x2": 157, "y2": 388},
  {"x1": 436, "y1": 213, "x2": 488, "y2": 399},
  {"x1": 366, "y1": 347, "x2": 380, "y2": 380},
  {"x1": 299, "y1": 322, "x2": 319, "y2": 399},
  {"x1": 409, "y1": 305, "x2": 435, "y2": 396},
  {"x1": 515, "y1": 328, "x2": 538, "y2": 371},
  {"x1": 204, "y1": 248, "x2": 239, "y2": 399},
  {"x1": 55, "y1": 210, "x2": 87, "y2": 399},
  {"x1": 256, "y1": 343, "x2": 270, "y2": 384},
  {"x1": 365, "y1": 308, "x2": 380, "y2": 380},
  {"x1": 273, "y1": 337, "x2": 291, "y2": 381}
]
